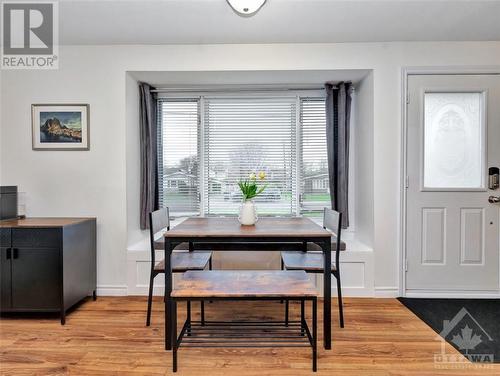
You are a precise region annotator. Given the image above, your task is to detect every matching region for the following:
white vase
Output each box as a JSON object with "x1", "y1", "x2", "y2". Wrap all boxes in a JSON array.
[{"x1": 238, "y1": 200, "x2": 258, "y2": 226}]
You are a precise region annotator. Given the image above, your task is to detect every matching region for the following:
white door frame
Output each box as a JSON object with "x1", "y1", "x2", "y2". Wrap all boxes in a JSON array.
[{"x1": 399, "y1": 66, "x2": 500, "y2": 298}]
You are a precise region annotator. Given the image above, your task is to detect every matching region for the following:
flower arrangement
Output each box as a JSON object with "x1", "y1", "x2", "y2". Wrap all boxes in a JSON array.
[{"x1": 237, "y1": 171, "x2": 267, "y2": 201}]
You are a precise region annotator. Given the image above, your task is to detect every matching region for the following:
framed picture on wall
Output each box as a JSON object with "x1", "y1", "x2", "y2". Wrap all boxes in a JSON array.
[{"x1": 31, "y1": 104, "x2": 90, "y2": 150}]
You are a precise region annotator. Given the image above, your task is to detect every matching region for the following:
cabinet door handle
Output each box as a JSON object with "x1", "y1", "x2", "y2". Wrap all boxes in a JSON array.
[
  {"x1": 12, "y1": 248, "x2": 18, "y2": 259},
  {"x1": 6, "y1": 248, "x2": 11, "y2": 259}
]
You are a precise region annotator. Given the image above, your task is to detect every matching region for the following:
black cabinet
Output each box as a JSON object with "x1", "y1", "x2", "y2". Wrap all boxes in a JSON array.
[{"x1": 0, "y1": 218, "x2": 96, "y2": 324}]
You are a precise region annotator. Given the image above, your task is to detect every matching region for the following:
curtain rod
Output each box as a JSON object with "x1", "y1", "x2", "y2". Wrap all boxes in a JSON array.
[{"x1": 151, "y1": 86, "x2": 330, "y2": 93}]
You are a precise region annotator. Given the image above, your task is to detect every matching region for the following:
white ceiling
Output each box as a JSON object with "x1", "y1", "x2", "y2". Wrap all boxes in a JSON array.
[{"x1": 59, "y1": 0, "x2": 500, "y2": 45}]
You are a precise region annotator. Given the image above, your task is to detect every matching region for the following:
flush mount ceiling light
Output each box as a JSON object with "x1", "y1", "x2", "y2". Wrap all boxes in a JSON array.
[{"x1": 226, "y1": 0, "x2": 267, "y2": 17}]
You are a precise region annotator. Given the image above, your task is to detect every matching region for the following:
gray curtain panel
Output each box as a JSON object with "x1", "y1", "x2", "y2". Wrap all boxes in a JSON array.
[
  {"x1": 139, "y1": 82, "x2": 159, "y2": 230},
  {"x1": 325, "y1": 82, "x2": 352, "y2": 229}
]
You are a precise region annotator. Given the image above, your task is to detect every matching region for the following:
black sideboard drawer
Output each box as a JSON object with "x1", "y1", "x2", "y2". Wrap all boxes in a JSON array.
[{"x1": 12, "y1": 228, "x2": 61, "y2": 248}]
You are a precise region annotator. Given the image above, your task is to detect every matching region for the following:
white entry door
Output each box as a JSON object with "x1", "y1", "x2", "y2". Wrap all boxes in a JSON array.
[{"x1": 406, "y1": 74, "x2": 500, "y2": 293}]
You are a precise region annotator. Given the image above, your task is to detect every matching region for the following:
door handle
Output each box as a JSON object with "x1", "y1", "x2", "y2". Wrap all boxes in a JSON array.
[
  {"x1": 6, "y1": 248, "x2": 11, "y2": 259},
  {"x1": 488, "y1": 196, "x2": 500, "y2": 203},
  {"x1": 12, "y1": 248, "x2": 18, "y2": 259}
]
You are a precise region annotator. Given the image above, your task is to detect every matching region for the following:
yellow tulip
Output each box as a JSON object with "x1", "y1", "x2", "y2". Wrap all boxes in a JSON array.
[
  {"x1": 249, "y1": 173, "x2": 256, "y2": 180},
  {"x1": 258, "y1": 171, "x2": 266, "y2": 180}
]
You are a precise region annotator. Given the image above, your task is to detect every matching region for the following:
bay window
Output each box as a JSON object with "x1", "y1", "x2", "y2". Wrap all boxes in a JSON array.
[{"x1": 158, "y1": 93, "x2": 329, "y2": 217}]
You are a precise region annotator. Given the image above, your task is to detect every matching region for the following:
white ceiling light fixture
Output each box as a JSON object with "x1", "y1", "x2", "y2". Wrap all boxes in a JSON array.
[{"x1": 226, "y1": 0, "x2": 267, "y2": 17}]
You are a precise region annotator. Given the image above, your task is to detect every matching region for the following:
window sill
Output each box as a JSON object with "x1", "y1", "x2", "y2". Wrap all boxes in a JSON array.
[{"x1": 127, "y1": 217, "x2": 372, "y2": 255}]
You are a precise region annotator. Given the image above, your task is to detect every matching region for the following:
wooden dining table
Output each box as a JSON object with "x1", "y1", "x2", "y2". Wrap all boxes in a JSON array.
[{"x1": 163, "y1": 217, "x2": 333, "y2": 350}]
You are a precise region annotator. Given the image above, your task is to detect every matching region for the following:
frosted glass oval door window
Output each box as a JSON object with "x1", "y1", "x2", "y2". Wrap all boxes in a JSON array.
[{"x1": 424, "y1": 92, "x2": 485, "y2": 189}]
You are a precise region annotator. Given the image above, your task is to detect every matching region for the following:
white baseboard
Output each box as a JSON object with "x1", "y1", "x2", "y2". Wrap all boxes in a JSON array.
[
  {"x1": 96, "y1": 285, "x2": 128, "y2": 296},
  {"x1": 340, "y1": 287, "x2": 375, "y2": 297},
  {"x1": 404, "y1": 290, "x2": 500, "y2": 299},
  {"x1": 374, "y1": 286, "x2": 400, "y2": 298}
]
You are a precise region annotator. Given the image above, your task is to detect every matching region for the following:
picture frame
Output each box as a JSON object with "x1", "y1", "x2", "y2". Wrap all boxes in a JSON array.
[{"x1": 31, "y1": 104, "x2": 90, "y2": 150}]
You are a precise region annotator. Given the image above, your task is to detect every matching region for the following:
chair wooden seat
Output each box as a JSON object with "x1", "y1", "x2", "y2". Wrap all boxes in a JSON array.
[
  {"x1": 171, "y1": 270, "x2": 317, "y2": 299},
  {"x1": 154, "y1": 252, "x2": 212, "y2": 273},
  {"x1": 281, "y1": 251, "x2": 337, "y2": 272}
]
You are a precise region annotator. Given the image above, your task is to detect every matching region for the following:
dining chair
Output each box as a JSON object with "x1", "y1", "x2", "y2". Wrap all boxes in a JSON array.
[
  {"x1": 146, "y1": 207, "x2": 213, "y2": 326},
  {"x1": 280, "y1": 208, "x2": 345, "y2": 328}
]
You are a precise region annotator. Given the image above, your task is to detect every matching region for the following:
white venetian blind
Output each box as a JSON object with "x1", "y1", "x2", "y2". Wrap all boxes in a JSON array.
[
  {"x1": 158, "y1": 99, "x2": 200, "y2": 216},
  {"x1": 203, "y1": 97, "x2": 297, "y2": 216},
  {"x1": 300, "y1": 98, "x2": 330, "y2": 215}
]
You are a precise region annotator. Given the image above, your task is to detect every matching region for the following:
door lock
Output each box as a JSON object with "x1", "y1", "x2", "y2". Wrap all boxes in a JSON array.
[
  {"x1": 489, "y1": 167, "x2": 499, "y2": 190},
  {"x1": 488, "y1": 196, "x2": 500, "y2": 203}
]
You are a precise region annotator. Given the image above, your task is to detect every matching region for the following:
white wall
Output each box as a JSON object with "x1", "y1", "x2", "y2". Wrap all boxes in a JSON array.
[
  {"x1": 2, "y1": 42, "x2": 500, "y2": 296},
  {"x1": 354, "y1": 72, "x2": 374, "y2": 247},
  {"x1": 0, "y1": 52, "x2": 129, "y2": 295}
]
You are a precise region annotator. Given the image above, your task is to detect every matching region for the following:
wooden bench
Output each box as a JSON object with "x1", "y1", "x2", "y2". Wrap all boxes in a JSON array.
[{"x1": 170, "y1": 270, "x2": 318, "y2": 372}]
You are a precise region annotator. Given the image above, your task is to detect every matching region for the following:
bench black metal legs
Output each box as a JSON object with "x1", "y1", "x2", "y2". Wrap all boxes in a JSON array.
[{"x1": 172, "y1": 298, "x2": 318, "y2": 372}]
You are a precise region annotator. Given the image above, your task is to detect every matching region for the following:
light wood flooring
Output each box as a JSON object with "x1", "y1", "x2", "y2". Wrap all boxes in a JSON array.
[{"x1": 1, "y1": 297, "x2": 499, "y2": 375}]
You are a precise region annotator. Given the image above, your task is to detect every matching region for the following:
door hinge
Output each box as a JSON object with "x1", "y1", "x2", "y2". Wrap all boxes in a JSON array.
[
  {"x1": 406, "y1": 91, "x2": 410, "y2": 104},
  {"x1": 405, "y1": 176, "x2": 409, "y2": 189},
  {"x1": 405, "y1": 259, "x2": 408, "y2": 272}
]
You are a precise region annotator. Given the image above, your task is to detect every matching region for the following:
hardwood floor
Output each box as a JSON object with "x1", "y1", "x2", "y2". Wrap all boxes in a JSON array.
[{"x1": 1, "y1": 297, "x2": 498, "y2": 375}]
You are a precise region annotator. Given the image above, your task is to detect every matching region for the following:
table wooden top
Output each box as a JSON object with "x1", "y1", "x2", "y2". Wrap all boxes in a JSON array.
[
  {"x1": 171, "y1": 270, "x2": 318, "y2": 298},
  {"x1": 0, "y1": 217, "x2": 95, "y2": 228},
  {"x1": 165, "y1": 217, "x2": 331, "y2": 239}
]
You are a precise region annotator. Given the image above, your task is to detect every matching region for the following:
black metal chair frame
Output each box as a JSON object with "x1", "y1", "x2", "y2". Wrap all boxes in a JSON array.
[
  {"x1": 281, "y1": 209, "x2": 344, "y2": 328},
  {"x1": 171, "y1": 296, "x2": 318, "y2": 373},
  {"x1": 146, "y1": 208, "x2": 212, "y2": 326}
]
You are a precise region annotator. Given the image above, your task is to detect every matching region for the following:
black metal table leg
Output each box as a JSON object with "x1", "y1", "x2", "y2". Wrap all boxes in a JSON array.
[
  {"x1": 186, "y1": 301, "x2": 192, "y2": 336},
  {"x1": 165, "y1": 239, "x2": 173, "y2": 351},
  {"x1": 280, "y1": 259, "x2": 284, "y2": 304},
  {"x1": 300, "y1": 299, "x2": 305, "y2": 336},
  {"x1": 323, "y1": 239, "x2": 332, "y2": 349},
  {"x1": 312, "y1": 297, "x2": 317, "y2": 372},
  {"x1": 172, "y1": 300, "x2": 178, "y2": 372}
]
